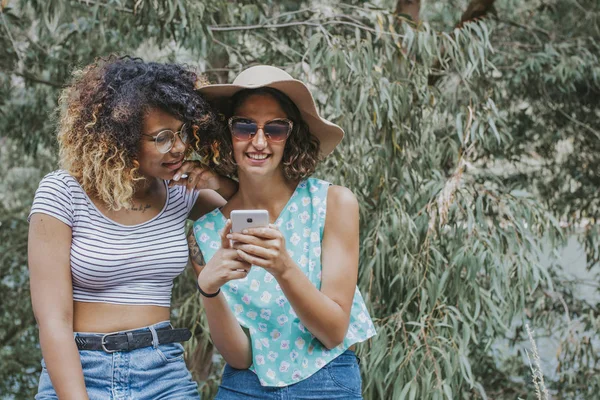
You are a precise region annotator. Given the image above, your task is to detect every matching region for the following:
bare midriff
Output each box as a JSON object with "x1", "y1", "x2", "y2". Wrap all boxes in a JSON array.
[{"x1": 73, "y1": 301, "x2": 170, "y2": 333}]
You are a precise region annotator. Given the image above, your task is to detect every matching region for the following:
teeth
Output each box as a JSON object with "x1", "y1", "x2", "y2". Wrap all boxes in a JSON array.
[{"x1": 248, "y1": 153, "x2": 268, "y2": 160}]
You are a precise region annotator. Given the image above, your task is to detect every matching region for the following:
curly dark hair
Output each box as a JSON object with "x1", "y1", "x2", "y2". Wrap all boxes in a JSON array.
[
  {"x1": 58, "y1": 56, "x2": 218, "y2": 210},
  {"x1": 197, "y1": 87, "x2": 321, "y2": 181}
]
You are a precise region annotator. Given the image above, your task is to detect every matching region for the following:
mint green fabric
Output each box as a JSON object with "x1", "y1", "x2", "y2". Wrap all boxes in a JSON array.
[{"x1": 193, "y1": 178, "x2": 376, "y2": 387}]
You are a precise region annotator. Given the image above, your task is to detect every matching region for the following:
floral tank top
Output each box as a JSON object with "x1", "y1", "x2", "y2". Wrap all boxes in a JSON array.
[{"x1": 193, "y1": 178, "x2": 376, "y2": 387}]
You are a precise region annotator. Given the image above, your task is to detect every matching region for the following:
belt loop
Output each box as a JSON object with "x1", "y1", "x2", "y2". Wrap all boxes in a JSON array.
[{"x1": 149, "y1": 325, "x2": 159, "y2": 349}]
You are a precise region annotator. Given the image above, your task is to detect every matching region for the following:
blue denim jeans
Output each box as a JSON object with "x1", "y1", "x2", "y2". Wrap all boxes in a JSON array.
[
  {"x1": 215, "y1": 350, "x2": 363, "y2": 399},
  {"x1": 35, "y1": 321, "x2": 199, "y2": 400}
]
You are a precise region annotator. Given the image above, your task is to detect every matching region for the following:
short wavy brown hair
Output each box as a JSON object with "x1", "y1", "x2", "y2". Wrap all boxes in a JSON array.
[
  {"x1": 57, "y1": 56, "x2": 217, "y2": 210},
  {"x1": 197, "y1": 87, "x2": 321, "y2": 181}
]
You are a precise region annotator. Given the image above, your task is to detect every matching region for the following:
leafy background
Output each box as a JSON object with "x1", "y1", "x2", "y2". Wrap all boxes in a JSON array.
[{"x1": 1, "y1": 0, "x2": 598, "y2": 399}]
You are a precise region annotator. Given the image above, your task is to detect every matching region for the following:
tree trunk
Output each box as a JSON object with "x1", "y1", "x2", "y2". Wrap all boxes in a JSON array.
[
  {"x1": 428, "y1": 0, "x2": 496, "y2": 86},
  {"x1": 395, "y1": 0, "x2": 421, "y2": 24}
]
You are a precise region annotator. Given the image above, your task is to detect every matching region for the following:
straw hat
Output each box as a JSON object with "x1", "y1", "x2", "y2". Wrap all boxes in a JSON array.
[{"x1": 199, "y1": 65, "x2": 344, "y2": 156}]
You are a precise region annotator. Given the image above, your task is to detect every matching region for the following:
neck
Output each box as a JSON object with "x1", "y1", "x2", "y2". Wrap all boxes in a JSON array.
[
  {"x1": 132, "y1": 176, "x2": 161, "y2": 200},
  {"x1": 235, "y1": 169, "x2": 299, "y2": 220}
]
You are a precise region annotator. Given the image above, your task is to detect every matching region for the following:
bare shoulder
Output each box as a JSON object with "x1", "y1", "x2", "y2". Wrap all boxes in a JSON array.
[{"x1": 326, "y1": 185, "x2": 359, "y2": 212}]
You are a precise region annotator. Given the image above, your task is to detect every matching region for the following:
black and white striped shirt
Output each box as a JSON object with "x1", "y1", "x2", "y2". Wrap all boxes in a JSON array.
[{"x1": 28, "y1": 170, "x2": 199, "y2": 307}]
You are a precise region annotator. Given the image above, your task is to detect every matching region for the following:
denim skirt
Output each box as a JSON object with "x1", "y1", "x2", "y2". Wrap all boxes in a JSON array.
[
  {"x1": 215, "y1": 350, "x2": 363, "y2": 400},
  {"x1": 35, "y1": 321, "x2": 199, "y2": 400}
]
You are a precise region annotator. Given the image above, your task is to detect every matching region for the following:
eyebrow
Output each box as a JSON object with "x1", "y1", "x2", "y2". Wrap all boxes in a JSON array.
[{"x1": 144, "y1": 123, "x2": 186, "y2": 137}]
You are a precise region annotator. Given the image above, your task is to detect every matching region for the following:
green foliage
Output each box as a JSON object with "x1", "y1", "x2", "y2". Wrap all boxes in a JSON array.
[{"x1": 1, "y1": 0, "x2": 598, "y2": 398}]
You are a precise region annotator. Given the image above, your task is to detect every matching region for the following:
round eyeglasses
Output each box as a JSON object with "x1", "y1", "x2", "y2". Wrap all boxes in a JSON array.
[
  {"x1": 228, "y1": 117, "x2": 293, "y2": 142},
  {"x1": 142, "y1": 124, "x2": 190, "y2": 154}
]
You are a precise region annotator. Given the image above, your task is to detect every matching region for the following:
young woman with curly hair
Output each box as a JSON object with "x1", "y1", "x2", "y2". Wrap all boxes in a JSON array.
[
  {"x1": 28, "y1": 57, "x2": 237, "y2": 400},
  {"x1": 188, "y1": 66, "x2": 376, "y2": 399}
]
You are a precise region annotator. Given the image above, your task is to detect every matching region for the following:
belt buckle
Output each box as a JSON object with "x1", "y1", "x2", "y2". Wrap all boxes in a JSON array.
[{"x1": 101, "y1": 333, "x2": 119, "y2": 353}]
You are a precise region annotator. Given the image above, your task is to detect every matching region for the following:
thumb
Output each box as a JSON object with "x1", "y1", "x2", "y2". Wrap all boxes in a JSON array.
[{"x1": 220, "y1": 219, "x2": 232, "y2": 249}]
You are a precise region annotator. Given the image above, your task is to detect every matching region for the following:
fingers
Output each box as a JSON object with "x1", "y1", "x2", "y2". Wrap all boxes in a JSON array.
[
  {"x1": 220, "y1": 219, "x2": 232, "y2": 249},
  {"x1": 173, "y1": 160, "x2": 198, "y2": 181},
  {"x1": 236, "y1": 249, "x2": 268, "y2": 268},
  {"x1": 233, "y1": 243, "x2": 272, "y2": 259},
  {"x1": 228, "y1": 226, "x2": 281, "y2": 242}
]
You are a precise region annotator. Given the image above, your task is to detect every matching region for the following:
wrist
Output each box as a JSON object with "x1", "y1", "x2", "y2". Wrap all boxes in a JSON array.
[
  {"x1": 274, "y1": 257, "x2": 299, "y2": 282},
  {"x1": 197, "y1": 276, "x2": 220, "y2": 295},
  {"x1": 197, "y1": 282, "x2": 220, "y2": 298}
]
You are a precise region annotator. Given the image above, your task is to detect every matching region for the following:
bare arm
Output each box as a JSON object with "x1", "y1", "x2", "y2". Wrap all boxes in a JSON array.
[
  {"x1": 232, "y1": 186, "x2": 359, "y2": 349},
  {"x1": 28, "y1": 214, "x2": 89, "y2": 399},
  {"x1": 186, "y1": 225, "x2": 252, "y2": 369}
]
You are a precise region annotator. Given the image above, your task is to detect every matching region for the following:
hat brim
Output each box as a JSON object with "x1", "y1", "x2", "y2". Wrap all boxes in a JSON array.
[{"x1": 199, "y1": 80, "x2": 344, "y2": 157}]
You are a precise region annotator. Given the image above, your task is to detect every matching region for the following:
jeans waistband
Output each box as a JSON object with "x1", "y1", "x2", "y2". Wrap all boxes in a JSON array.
[{"x1": 74, "y1": 320, "x2": 172, "y2": 338}]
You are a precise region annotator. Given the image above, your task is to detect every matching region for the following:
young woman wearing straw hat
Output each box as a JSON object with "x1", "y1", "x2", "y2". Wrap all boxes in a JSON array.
[{"x1": 188, "y1": 65, "x2": 376, "y2": 399}]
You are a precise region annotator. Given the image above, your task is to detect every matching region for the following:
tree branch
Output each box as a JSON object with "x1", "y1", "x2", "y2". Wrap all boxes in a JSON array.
[{"x1": 428, "y1": 0, "x2": 497, "y2": 86}]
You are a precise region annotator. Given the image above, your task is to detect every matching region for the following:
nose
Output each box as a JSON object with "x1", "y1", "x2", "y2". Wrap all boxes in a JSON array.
[
  {"x1": 171, "y1": 132, "x2": 187, "y2": 153},
  {"x1": 251, "y1": 127, "x2": 267, "y2": 150}
]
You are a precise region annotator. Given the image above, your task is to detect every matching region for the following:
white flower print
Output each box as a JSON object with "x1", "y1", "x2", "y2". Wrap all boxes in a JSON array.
[
  {"x1": 346, "y1": 331, "x2": 355, "y2": 340},
  {"x1": 258, "y1": 323, "x2": 268, "y2": 332},
  {"x1": 277, "y1": 315, "x2": 288, "y2": 326},
  {"x1": 260, "y1": 291, "x2": 272, "y2": 303},
  {"x1": 290, "y1": 350, "x2": 299, "y2": 361},
  {"x1": 312, "y1": 197, "x2": 321, "y2": 206},
  {"x1": 275, "y1": 219, "x2": 284, "y2": 228},
  {"x1": 276, "y1": 296, "x2": 287, "y2": 307},
  {"x1": 228, "y1": 283, "x2": 238, "y2": 294},
  {"x1": 280, "y1": 340, "x2": 290, "y2": 350},
  {"x1": 204, "y1": 222, "x2": 215, "y2": 230},
  {"x1": 302, "y1": 359, "x2": 309, "y2": 369},
  {"x1": 266, "y1": 369, "x2": 276, "y2": 379},
  {"x1": 290, "y1": 233, "x2": 301, "y2": 246},
  {"x1": 301, "y1": 197, "x2": 311, "y2": 206},
  {"x1": 298, "y1": 211, "x2": 310, "y2": 224},
  {"x1": 242, "y1": 294, "x2": 251, "y2": 304},
  {"x1": 279, "y1": 361, "x2": 290, "y2": 372},
  {"x1": 303, "y1": 228, "x2": 311, "y2": 238},
  {"x1": 264, "y1": 273, "x2": 274, "y2": 283},
  {"x1": 255, "y1": 339, "x2": 263, "y2": 350},
  {"x1": 299, "y1": 255, "x2": 308, "y2": 267},
  {"x1": 289, "y1": 308, "x2": 298, "y2": 318},
  {"x1": 246, "y1": 311, "x2": 257, "y2": 320},
  {"x1": 270, "y1": 329, "x2": 281, "y2": 340},
  {"x1": 287, "y1": 249, "x2": 294, "y2": 258},
  {"x1": 310, "y1": 232, "x2": 320, "y2": 243},
  {"x1": 288, "y1": 203, "x2": 298, "y2": 213},
  {"x1": 315, "y1": 358, "x2": 327, "y2": 368},
  {"x1": 250, "y1": 279, "x2": 260, "y2": 291},
  {"x1": 275, "y1": 284, "x2": 282, "y2": 292},
  {"x1": 308, "y1": 260, "x2": 316, "y2": 272},
  {"x1": 295, "y1": 337, "x2": 305, "y2": 349},
  {"x1": 260, "y1": 338, "x2": 270, "y2": 348},
  {"x1": 260, "y1": 309, "x2": 272, "y2": 320},
  {"x1": 297, "y1": 322, "x2": 306, "y2": 333},
  {"x1": 233, "y1": 304, "x2": 243, "y2": 314},
  {"x1": 321, "y1": 348, "x2": 331, "y2": 357},
  {"x1": 197, "y1": 215, "x2": 207, "y2": 222},
  {"x1": 210, "y1": 241, "x2": 220, "y2": 250},
  {"x1": 299, "y1": 181, "x2": 307, "y2": 189},
  {"x1": 318, "y1": 208, "x2": 326, "y2": 219},
  {"x1": 303, "y1": 242, "x2": 309, "y2": 253},
  {"x1": 255, "y1": 355, "x2": 265, "y2": 365},
  {"x1": 267, "y1": 351, "x2": 278, "y2": 362},
  {"x1": 313, "y1": 246, "x2": 321, "y2": 257},
  {"x1": 292, "y1": 370, "x2": 303, "y2": 380},
  {"x1": 198, "y1": 233, "x2": 210, "y2": 243},
  {"x1": 286, "y1": 220, "x2": 294, "y2": 230},
  {"x1": 358, "y1": 312, "x2": 368, "y2": 323},
  {"x1": 310, "y1": 184, "x2": 319, "y2": 193}
]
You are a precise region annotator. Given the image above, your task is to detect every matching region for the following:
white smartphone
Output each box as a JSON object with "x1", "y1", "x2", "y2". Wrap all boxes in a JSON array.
[{"x1": 230, "y1": 210, "x2": 270, "y2": 233}]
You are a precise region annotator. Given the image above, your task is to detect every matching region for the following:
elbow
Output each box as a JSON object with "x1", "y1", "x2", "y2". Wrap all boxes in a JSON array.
[
  {"x1": 228, "y1": 359, "x2": 252, "y2": 370},
  {"x1": 321, "y1": 328, "x2": 348, "y2": 350}
]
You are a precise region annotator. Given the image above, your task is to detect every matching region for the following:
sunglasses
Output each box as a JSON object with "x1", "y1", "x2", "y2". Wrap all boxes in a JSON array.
[
  {"x1": 228, "y1": 117, "x2": 293, "y2": 142},
  {"x1": 142, "y1": 124, "x2": 190, "y2": 154}
]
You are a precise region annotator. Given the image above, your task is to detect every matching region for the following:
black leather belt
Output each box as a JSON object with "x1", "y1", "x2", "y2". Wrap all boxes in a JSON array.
[{"x1": 74, "y1": 326, "x2": 191, "y2": 353}]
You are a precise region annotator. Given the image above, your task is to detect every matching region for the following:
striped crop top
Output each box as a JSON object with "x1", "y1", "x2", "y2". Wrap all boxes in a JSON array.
[{"x1": 28, "y1": 170, "x2": 200, "y2": 307}]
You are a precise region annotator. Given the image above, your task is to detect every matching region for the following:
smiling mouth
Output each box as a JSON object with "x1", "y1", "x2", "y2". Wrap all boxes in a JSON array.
[
  {"x1": 247, "y1": 153, "x2": 270, "y2": 160},
  {"x1": 162, "y1": 158, "x2": 184, "y2": 170}
]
